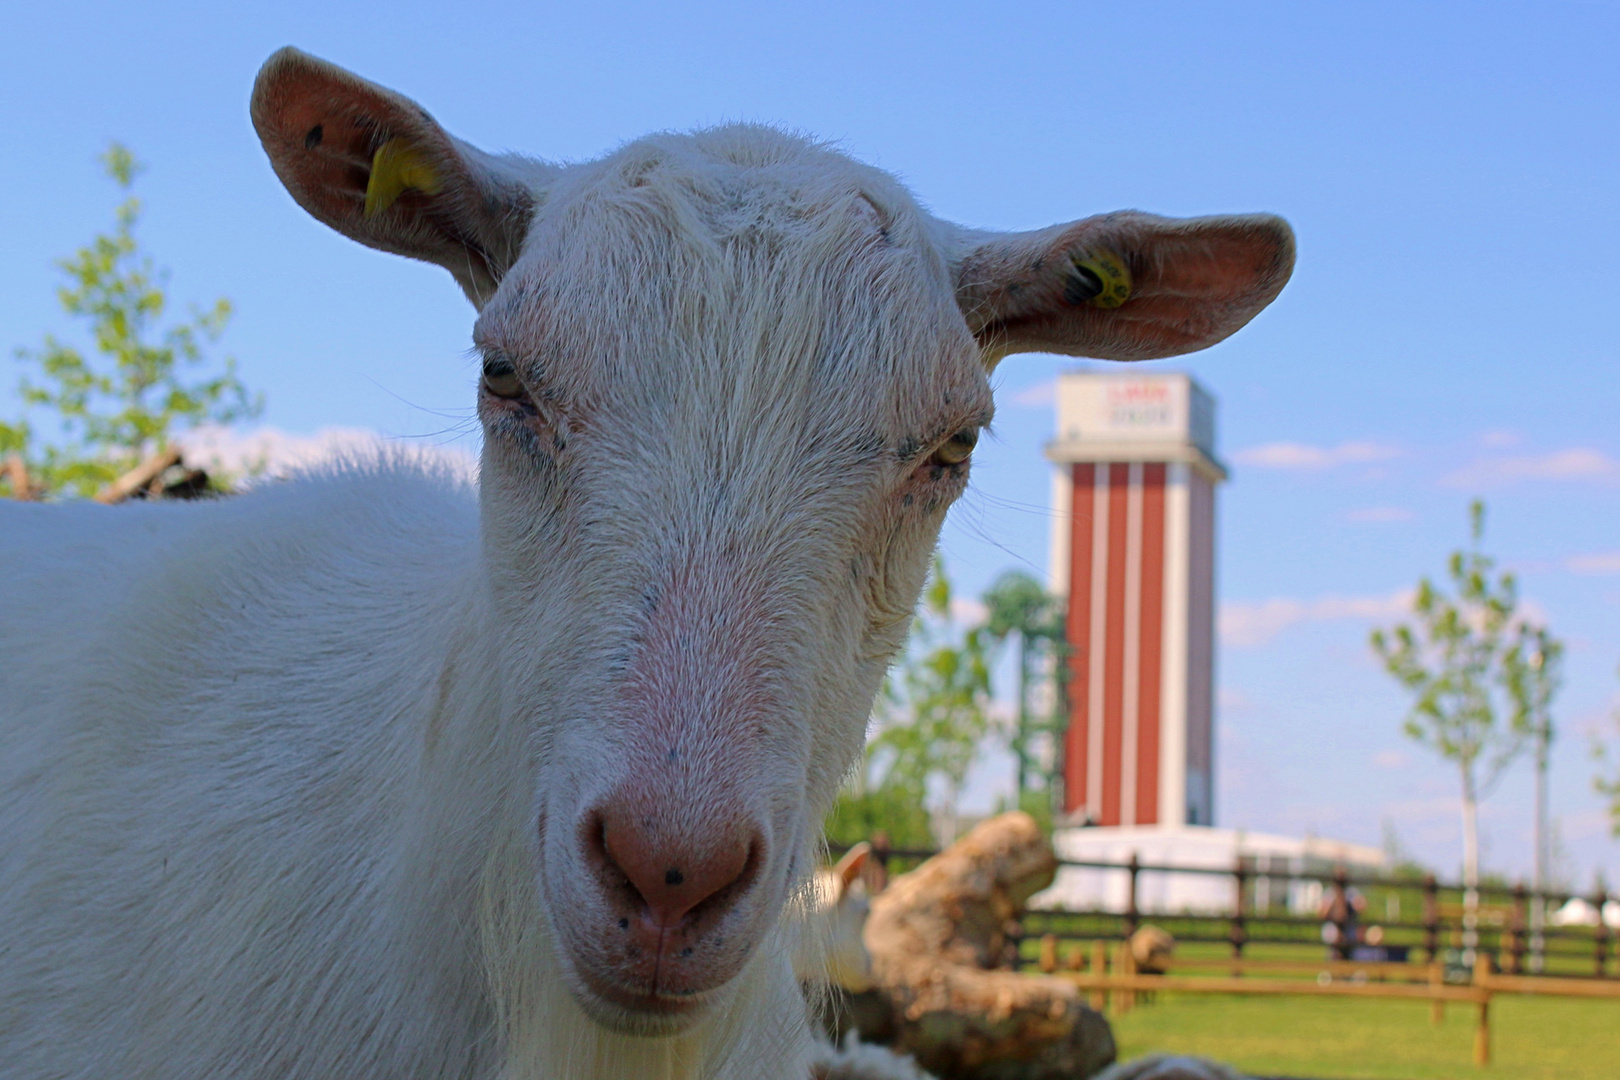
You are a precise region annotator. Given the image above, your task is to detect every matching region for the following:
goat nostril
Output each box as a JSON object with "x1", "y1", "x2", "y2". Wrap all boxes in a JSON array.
[{"x1": 592, "y1": 805, "x2": 763, "y2": 931}]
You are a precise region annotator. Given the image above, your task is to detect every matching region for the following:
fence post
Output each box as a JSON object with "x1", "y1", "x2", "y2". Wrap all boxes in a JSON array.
[
  {"x1": 1331, "y1": 865, "x2": 1352, "y2": 962},
  {"x1": 1529, "y1": 883, "x2": 1547, "y2": 975},
  {"x1": 1473, "y1": 951, "x2": 1492, "y2": 1066},
  {"x1": 1508, "y1": 883, "x2": 1527, "y2": 975},
  {"x1": 1429, "y1": 960, "x2": 1445, "y2": 1026},
  {"x1": 1089, "y1": 939, "x2": 1107, "y2": 1012},
  {"x1": 1125, "y1": 851, "x2": 1141, "y2": 939},
  {"x1": 1594, "y1": 884, "x2": 1610, "y2": 978},
  {"x1": 1114, "y1": 939, "x2": 1135, "y2": 1015},
  {"x1": 1039, "y1": 934, "x2": 1058, "y2": 974},
  {"x1": 1230, "y1": 855, "x2": 1249, "y2": 966},
  {"x1": 1423, "y1": 873, "x2": 1441, "y2": 964}
]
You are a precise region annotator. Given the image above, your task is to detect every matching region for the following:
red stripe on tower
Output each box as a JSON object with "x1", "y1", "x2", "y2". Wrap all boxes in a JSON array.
[
  {"x1": 1135, "y1": 464, "x2": 1166, "y2": 826},
  {"x1": 1063, "y1": 464, "x2": 1095, "y2": 813},
  {"x1": 1101, "y1": 463, "x2": 1130, "y2": 825},
  {"x1": 1048, "y1": 374, "x2": 1224, "y2": 829}
]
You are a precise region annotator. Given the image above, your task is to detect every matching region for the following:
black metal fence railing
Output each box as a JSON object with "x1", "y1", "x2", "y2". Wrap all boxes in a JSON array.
[{"x1": 830, "y1": 840, "x2": 1615, "y2": 979}]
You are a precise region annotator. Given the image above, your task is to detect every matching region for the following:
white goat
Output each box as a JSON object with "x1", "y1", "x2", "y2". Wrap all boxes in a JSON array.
[
  {"x1": 794, "y1": 843, "x2": 876, "y2": 994},
  {"x1": 0, "y1": 48, "x2": 1293, "y2": 1080}
]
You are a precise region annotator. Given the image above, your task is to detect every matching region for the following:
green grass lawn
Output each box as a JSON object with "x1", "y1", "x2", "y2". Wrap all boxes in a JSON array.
[{"x1": 1110, "y1": 993, "x2": 1618, "y2": 1079}]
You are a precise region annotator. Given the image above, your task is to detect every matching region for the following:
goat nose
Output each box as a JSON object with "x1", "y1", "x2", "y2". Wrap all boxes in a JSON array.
[{"x1": 593, "y1": 806, "x2": 761, "y2": 929}]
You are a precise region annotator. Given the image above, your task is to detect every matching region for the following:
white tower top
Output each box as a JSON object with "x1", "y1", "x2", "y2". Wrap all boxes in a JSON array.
[{"x1": 1048, "y1": 371, "x2": 1224, "y2": 482}]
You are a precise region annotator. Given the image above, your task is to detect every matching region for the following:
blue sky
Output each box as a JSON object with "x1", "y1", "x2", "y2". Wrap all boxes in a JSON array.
[{"x1": 4, "y1": 1, "x2": 1618, "y2": 886}]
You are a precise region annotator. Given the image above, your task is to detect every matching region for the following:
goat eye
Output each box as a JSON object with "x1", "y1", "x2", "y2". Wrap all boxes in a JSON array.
[
  {"x1": 481, "y1": 357, "x2": 526, "y2": 399},
  {"x1": 931, "y1": 428, "x2": 978, "y2": 467}
]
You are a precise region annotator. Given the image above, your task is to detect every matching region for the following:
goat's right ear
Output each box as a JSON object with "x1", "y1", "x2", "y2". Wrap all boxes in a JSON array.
[
  {"x1": 251, "y1": 47, "x2": 538, "y2": 307},
  {"x1": 942, "y1": 211, "x2": 1294, "y2": 368}
]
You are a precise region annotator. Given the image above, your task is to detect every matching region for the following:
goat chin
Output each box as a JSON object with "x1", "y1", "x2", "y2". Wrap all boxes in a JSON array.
[
  {"x1": 563, "y1": 967, "x2": 726, "y2": 1037},
  {"x1": 500, "y1": 903, "x2": 815, "y2": 1080}
]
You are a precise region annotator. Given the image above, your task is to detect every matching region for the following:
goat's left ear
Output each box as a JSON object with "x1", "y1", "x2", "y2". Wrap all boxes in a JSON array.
[
  {"x1": 251, "y1": 47, "x2": 539, "y2": 307},
  {"x1": 831, "y1": 842, "x2": 872, "y2": 898},
  {"x1": 944, "y1": 211, "x2": 1295, "y2": 368}
]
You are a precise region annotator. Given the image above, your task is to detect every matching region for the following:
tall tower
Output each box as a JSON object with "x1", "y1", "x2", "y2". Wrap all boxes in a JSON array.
[{"x1": 1046, "y1": 372, "x2": 1224, "y2": 828}]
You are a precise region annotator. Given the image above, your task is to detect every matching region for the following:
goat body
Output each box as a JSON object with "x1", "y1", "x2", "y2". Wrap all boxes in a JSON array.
[{"x1": 0, "y1": 461, "x2": 813, "y2": 1079}]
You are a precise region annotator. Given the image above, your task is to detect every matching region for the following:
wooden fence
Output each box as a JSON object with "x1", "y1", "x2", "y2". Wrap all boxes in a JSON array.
[
  {"x1": 1032, "y1": 935, "x2": 1620, "y2": 1067},
  {"x1": 848, "y1": 840, "x2": 1616, "y2": 978},
  {"x1": 836, "y1": 840, "x2": 1618, "y2": 1068},
  {"x1": 1025, "y1": 856, "x2": 1612, "y2": 978}
]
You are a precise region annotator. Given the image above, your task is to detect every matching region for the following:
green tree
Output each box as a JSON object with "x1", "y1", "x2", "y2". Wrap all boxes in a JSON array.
[
  {"x1": 1505, "y1": 624, "x2": 1563, "y2": 971},
  {"x1": 823, "y1": 780, "x2": 935, "y2": 855},
  {"x1": 2, "y1": 143, "x2": 260, "y2": 499},
  {"x1": 1596, "y1": 765, "x2": 1620, "y2": 837},
  {"x1": 1370, "y1": 500, "x2": 1543, "y2": 960},
  {"x1": 827, "y1": 557, "x2": 993, "y2": 850},
  {"x1": 981, "y1": 569, "x2": 1067, "y2": 815},
  {"x1": 1596, "y1": 663, "x2": 1620, "y2": 838}
]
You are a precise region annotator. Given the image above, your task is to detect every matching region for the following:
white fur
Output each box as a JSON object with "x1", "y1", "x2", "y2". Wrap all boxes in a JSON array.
[
  {"x1": 1093, "y1": 1056, "x2": 1249, "y2": 1080},
  {"x1": 0, "y1": 451, "x2": 824, "y2": 1079},
  {"x1": 808, "y1": 1034, "x2": 935, "y2": 1080},
  {"x1": 792, "y1": 851, "x2": 873, "y2": 994},
  {"x1": 0, "y1": 49, "x2": 1291, "y2": 1080}
]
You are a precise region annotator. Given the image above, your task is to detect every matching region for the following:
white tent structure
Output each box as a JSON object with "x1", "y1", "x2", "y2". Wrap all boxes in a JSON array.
[
  {"x1": 1033, "y1": 824, "x2": 1384, "y2": 915},
  {"x1": 1550, "y1": 896, "x2": 1620, "y2": 929}
]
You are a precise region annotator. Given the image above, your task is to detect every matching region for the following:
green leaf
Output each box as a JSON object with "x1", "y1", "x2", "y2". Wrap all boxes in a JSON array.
[
  {"x1": 1370, "y1": 499, "x2": 1562, "y2": 867},
  {"x1": 6, "y1": 142, "x2": 262, "y2": 499}
]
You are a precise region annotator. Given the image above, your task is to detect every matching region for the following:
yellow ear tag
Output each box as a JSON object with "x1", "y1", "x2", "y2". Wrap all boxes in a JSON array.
[
  {"x1": 363, "y1": 138, "x2": 444, "y2": 219},
  {"x1": 1070, "y1": 250, "x2": 1132, "y2": 309}
]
